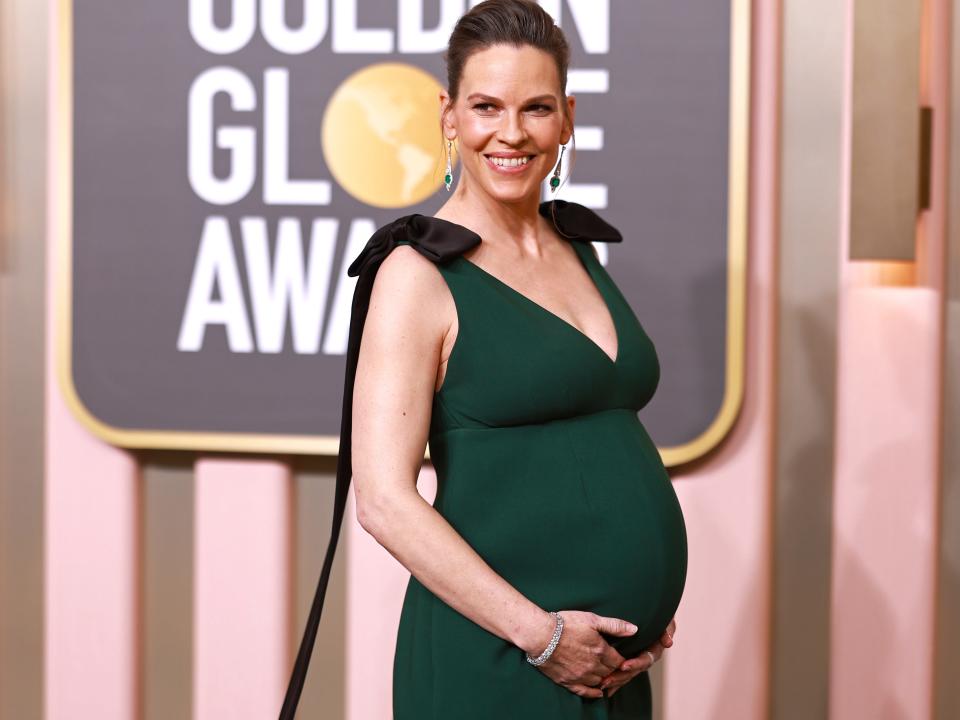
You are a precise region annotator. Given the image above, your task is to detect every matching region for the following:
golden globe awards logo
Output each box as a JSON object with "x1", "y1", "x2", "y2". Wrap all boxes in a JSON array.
[
  {"x1": 324, "y1": 64, "x2": 452, "y2": 208},
  {"x1": 66, "y1": 0, "x2": 742, "y2": 460},
  {"x1": 175, "y1": 0, "x2": 613, "y2": 359},
  {"x1": 179, "y1": 3, "x2": 461, "y2": 356}
]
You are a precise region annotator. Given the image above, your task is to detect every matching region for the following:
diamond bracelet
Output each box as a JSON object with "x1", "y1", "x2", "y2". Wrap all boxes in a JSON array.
[{"x1": 526, "y1": 612, "x2": 564, "y2": 666}]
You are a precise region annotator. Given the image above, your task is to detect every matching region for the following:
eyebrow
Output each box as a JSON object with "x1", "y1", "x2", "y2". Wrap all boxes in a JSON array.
[{"x1": 466, "y1": 93, "x2": 557, "y2": 104}]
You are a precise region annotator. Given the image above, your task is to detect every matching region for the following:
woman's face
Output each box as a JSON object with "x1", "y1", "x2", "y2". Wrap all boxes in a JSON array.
[{"x1": 441, "y1": 43, "x2": 575, "y2": 205}]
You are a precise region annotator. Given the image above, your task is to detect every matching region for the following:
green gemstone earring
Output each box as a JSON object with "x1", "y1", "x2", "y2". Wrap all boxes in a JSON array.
[
  {"x1": 549, "y1": 144, "x2": 566, "y2": 192},
  {"x1": 444, "y1": 139, "x2": 454, "y2": 192}
]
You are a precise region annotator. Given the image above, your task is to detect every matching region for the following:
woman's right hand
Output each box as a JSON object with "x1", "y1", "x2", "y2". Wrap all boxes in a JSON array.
[{"x1": 527, "y1": 610, "x2": 638, "y2": 699}]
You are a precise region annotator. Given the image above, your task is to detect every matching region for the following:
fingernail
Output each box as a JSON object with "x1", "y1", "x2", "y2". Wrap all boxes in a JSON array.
[{"x1": 627, "y1": 623, "x2": 638, "y2": 633}]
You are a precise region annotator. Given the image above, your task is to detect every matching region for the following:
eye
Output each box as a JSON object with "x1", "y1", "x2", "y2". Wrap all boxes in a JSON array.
[
  {"x1": 473, "y1": 102, "x2": 497, "y2": 112},
  {"x1": 528, "y1": 104, "x2": 553, "y2": 112}
]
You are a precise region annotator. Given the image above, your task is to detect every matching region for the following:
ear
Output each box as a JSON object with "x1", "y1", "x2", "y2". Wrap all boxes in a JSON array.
[
  {"x1": 560, "y1": 94, "x2": 577, "y2": 145},
  {"x1": 439, "y1": 90, "x2": 456, "y2": 141}
]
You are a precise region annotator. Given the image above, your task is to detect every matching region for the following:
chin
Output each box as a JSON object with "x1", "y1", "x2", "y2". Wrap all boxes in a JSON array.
[{"x1": 481, "y1": 182, "x2": 543, "y2": 205}]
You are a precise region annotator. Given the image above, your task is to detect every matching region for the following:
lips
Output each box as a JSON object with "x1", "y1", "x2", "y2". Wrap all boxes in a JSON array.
[{"x1": 484, "y1": 154, "x2": 535, "y2": 168}]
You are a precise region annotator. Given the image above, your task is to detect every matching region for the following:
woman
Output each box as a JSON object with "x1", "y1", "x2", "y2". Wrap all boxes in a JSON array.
[{"x1": 281, "y1": 1, "x2": 687, "y2": 718}]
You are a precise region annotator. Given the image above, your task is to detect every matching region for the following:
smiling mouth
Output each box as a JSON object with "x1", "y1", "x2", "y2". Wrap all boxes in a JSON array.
[{"x1": 484, "y1": 154, "x2": 536, "y2": 167}]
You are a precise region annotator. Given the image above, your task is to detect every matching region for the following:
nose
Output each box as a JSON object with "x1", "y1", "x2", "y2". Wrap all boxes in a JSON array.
[{"x1": 497, "y1": 109, "x2": 527, "y2": 146}]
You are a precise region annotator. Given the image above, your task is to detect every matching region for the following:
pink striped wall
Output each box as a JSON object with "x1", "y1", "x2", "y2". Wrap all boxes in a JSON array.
[{"x1": 193, "y1": 461, "x2": 292, "y2": 719}]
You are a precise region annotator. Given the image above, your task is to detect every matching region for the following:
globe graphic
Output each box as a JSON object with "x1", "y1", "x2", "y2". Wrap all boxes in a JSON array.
[{"x1": 321, "y1": 63, "x2": 455, "y2": 208}]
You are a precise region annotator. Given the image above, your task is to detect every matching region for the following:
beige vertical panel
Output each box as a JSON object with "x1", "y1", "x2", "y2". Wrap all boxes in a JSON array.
[
  {"x1": 850, "y1": 0, "x2": 923, "y2": 260},
  {"x1": 292, "y1": 456, "x2": 346, "y2": 718},
  {"x1": 935, "y1": 4, "x2": 960, "y2": 716},
  {"x1": 193, "y1": 460, "x2": 293, "y2": 718},
  {"x1": 0, "y1": 0, "x2": 47, "y2": 717},
  {"x1": 649, "y1": 663, "x2": 663, "y2": 720},
  {"x1": 773, "y1": 1, "x2": 844, "y2": 718},
  {"x1": 140, "y1": 454, "x2": 194, "y2": 720}
]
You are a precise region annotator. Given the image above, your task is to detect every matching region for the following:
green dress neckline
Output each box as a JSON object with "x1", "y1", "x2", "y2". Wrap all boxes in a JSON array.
[{"x1": 409, "y1": 199, "x2": 624, "y2": 369}]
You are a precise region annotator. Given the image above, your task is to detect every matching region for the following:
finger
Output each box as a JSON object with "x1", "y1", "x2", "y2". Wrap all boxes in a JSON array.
[
  {"x1": 643, "y1": 643, "x2": 664, "y2": 657},
  {"x1": 660, "y1": 618, "x2": 676, "y2": 646},
  {"x1": 570, "y1": 684, "x2": 604, "y2": 699},
  {"x1": 593, "y1": 615, "x2": 639, "y2": 637},
  {"x1": 599, "y1": 670, "x2": 632, "y2": 689},
  {"x1": 619, "y1": 651, "x2": 657, "y2": 673},
  {"x1": 582, "y1": 671, "x2": 606, "y2": 688},
  {"x1": 600, "y1": 644, "x2": 627, "y2": 670},
  {"x1": 602, "y1": 668, "x2": 642, "y2": 697}
]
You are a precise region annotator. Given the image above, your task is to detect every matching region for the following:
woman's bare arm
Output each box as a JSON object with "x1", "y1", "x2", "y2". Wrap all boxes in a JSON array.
[{"x1": 351, "y1": 245, "x2": 555, "y2": 654}]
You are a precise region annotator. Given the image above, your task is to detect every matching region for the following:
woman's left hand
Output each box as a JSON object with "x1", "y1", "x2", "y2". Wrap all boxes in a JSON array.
[{"x1": 598, "y1": 617, "x2": 676, "y2": 698}]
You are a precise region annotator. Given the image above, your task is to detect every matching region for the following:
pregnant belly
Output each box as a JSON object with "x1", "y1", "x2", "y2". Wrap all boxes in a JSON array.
[{"x1": 431, "y1": 409, "x2": 688, "y2": 659}]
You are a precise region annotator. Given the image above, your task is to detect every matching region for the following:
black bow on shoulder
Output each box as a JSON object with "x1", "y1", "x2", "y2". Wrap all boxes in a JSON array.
[
  {"x1": 279, "y1": 199, "x2": 621, "y2": 719},
  {"x1": 543, "y1": 198, "x2": 623, "y2": 244},
  {"x1": 347, "y1": 213, "x2": 481, "y2": 278}
]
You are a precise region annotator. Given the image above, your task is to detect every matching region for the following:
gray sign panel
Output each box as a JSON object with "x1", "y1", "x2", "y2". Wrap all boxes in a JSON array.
[{"x1": 60, "y1": 0, "x2": 749, "y2": 464}]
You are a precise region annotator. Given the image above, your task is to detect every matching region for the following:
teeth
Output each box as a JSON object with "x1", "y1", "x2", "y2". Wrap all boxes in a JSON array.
[{"x1": 489, "y1": 155, "x2": 531, "y2": 167}]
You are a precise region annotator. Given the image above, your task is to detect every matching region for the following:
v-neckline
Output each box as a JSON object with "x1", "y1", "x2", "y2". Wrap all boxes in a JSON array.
[{"x1": 458, "y1": 235, "x2": 621, "y2": 368}]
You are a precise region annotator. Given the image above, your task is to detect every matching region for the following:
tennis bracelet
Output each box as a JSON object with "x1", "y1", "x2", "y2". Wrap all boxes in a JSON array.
[{"x1": 526, "y1": 612, "x2": 564, "y2": 666}]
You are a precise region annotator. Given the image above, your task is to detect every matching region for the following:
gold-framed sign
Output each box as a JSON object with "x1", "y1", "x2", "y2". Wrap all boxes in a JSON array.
[{"x1": 54, "y1": 0, "x2": 750, "y2": 466}]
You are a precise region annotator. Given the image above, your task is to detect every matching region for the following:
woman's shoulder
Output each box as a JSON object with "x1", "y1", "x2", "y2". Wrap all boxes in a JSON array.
[
  {"x1": 363, "y1": 236, "x2": 456, "y2": 368},
  {"x1": 369, "y1": 245, "x2": 449, "y2": 325}
]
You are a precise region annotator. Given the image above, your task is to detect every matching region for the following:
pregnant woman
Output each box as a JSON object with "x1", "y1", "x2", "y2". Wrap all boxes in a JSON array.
[{"x1": 280, "y1": 1, "x2": 687, "y2": 718}]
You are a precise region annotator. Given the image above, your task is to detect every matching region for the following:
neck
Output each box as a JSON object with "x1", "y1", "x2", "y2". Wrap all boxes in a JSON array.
[{"x1": 440, "y1": 184, "x2": 553, "y2": 256}]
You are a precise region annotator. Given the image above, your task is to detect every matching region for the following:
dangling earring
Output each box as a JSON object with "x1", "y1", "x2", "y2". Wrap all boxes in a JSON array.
[
  {"x1": 549, "y1": 144, "x2": 566, "y2": 192},
  {"x1": 444, "y1": 139, "x2": 454, "y2": 192}
]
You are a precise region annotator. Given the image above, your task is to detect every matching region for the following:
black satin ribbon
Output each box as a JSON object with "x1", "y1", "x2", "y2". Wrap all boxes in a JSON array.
[
  {"x1": 279, "y1": 200, "x2": 620, "y2": 719},
  {"x1": 544, "y1": 198, "x2": 623, "y2": 244}
]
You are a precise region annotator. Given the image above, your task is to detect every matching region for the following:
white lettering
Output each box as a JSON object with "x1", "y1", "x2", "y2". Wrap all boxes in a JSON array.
[
  {"x1": 562, "y1": 183, "x2": 607, "y2": 209},
  {"x1": 567, "y1": 68, "x2": 610, "y2": 94},
  {"x1": 188, "y1": 67, "x2": 257, "y2": 205},
  {"x1": 178, "y1": 216, "x2": 254, "y2": 352},
  {"x1": 573, "y1": 125, "x2": 603, "y2": 151},
  {"x1": 322, "y1": 217, "x2": 375, "y2": 355},
  {"x1": 263, "y1": 68, "x2": 332, "y2": 205},
  {"x1": 241, "y1": 216, "x2": 338, "y2": 353},
  {"x1": 189, "y1": 0, "x2": 256, "y2": 54},
  {"x1": 261, "y1": 0, "x2": 329, "y2": 54}
]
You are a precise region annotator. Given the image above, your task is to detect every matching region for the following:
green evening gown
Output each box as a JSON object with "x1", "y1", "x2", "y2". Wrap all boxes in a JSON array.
[{"x1": 390, "y1": 201, "x2": 688, "y2": 719}]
